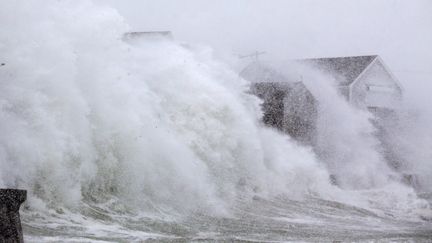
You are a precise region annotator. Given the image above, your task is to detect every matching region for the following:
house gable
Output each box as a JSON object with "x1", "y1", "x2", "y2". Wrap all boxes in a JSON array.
[{"x1": 349, "y1": 57, "x2": 402, "y2": 109}]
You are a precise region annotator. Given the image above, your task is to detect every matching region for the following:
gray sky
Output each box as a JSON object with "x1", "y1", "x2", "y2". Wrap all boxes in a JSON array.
[{"x1": 97, "y1": 0, "x2": 432, "y2": 103}]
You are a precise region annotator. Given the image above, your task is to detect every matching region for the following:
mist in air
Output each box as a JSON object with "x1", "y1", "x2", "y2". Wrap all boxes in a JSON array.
[{"x1": 0, "y1": 0, "x2": 431, "y2": 242}]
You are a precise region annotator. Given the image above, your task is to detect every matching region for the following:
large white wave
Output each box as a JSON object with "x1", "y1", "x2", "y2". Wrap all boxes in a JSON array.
[{"x1": 0, "y1": 0, "x2": 334, "y2": 214}]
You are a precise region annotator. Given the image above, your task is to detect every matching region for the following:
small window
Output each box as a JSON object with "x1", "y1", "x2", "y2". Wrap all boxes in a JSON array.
[{"x1": 367, "y1": 85, "x2": 394, "y2": 93}]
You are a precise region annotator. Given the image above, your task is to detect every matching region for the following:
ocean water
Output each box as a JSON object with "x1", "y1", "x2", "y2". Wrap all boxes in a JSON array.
[{"x1": 1, "y1": 1, "x2": 431, "y2": 242}]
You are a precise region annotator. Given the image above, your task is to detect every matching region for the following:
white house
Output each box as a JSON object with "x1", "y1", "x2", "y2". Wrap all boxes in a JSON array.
[
  {"x1": 300, "y1": 55, "x2": 409, "y2": 173},
  {"x1": 300, "y1": 55, "x2": 403, "y2": 112}
]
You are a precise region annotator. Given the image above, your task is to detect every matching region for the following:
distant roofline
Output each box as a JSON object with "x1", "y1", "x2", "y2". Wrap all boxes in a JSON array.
[
  {"x1": 123, "y1": 31, "x2": 174, "y2": 41},
  {"x1": 126, "y1": 31, "x2": 172, "y2": 36}
]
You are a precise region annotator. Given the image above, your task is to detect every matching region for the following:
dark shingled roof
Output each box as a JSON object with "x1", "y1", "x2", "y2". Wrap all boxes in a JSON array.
[{"x1": 300, "y1": 55, "x2": 378, "y2": 85}]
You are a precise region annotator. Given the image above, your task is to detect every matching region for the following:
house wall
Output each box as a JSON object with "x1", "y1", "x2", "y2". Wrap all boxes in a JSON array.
[
  {"x1": 250, "y1": 82, "x2": 317, "y2": 146},
  {"x1": 350, "y1": 60, "x2": 404, "y2": 172},
  {"x1": 251, "y1": 83, "x2": 286, "y2": 130},
  {"x1": 350, "y1": 60, "x2": 402, "y2": 109},
  {"x1": 283, "y1": 83, "x2": 317, "y2": 146}
]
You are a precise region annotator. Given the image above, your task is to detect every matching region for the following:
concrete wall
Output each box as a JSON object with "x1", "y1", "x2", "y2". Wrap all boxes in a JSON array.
[{"x1": 0, "y1": 189, "x2": 26, "y2": 243}]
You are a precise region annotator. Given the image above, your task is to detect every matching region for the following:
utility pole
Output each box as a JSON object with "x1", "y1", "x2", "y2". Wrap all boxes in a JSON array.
[{"x1": 239, "y1": 51, "x2": 266, "y2": 61}]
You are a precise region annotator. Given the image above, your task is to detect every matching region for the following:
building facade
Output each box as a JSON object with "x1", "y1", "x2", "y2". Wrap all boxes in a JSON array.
[{"x1": 299, "y1": 55, "x2": 403, "y2": 112}]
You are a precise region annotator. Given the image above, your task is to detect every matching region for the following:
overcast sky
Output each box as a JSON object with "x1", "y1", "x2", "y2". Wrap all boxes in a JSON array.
[{"x1": 96, "y1": 0, "x2": 431, "y2": 102}]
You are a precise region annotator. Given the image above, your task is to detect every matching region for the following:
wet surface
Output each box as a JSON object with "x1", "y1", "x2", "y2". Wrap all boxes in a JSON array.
[{"x1": 22, "y1": 195, "x2": 432, "y2": 242}]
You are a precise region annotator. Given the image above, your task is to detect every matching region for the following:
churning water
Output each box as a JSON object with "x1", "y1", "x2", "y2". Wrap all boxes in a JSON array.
[{"x1": 0, "y1": 1, "x2": 431, "y2": 242}]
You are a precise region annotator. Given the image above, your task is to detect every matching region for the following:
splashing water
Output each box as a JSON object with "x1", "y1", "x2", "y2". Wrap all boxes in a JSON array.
[{"x1": 1, "y1": 1, "x2": 431, "y2": 241}]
